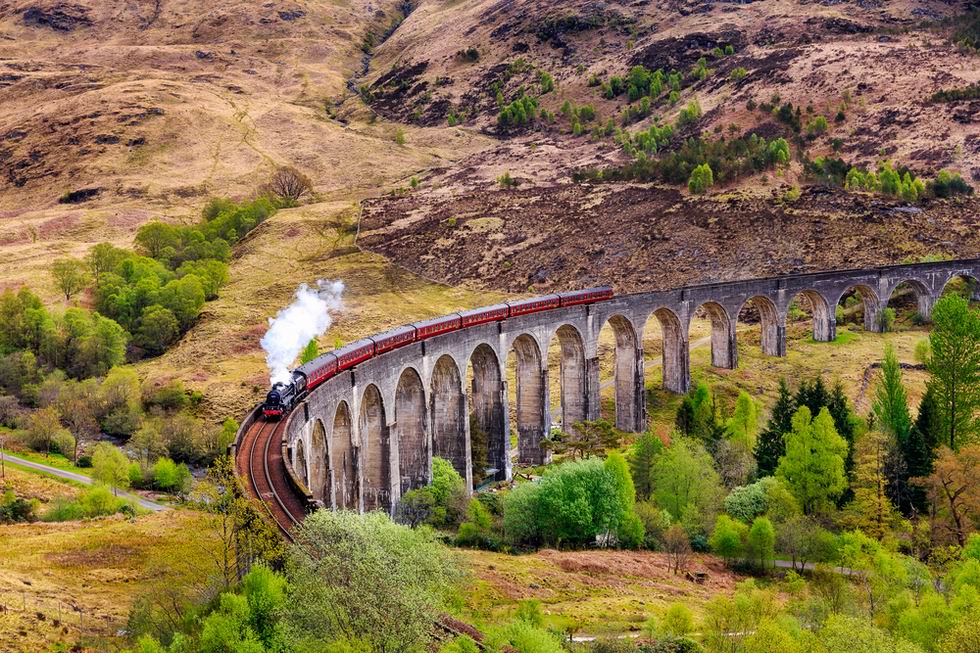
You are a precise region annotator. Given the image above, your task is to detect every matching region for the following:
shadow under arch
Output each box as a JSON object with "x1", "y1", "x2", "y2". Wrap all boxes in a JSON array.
[
  {"x1": 308, "y1": 418, "x2": 330, "y2": 505},
  {"x1": 332, "y1": 401, "x2": 357, "y2": 510},
  {"x1": 431, "y1": 354, "x2": 467, "y2": 483},
  {"x1": 468, "y1": 344, "x2": 507, "y2": 484},
  {"x1": 394, "y1": 367, "x2": 428, "y2": 496},
  {"x1": 510, "y1": 333, "x2": 547, "y2": 465},
  {"x1": 736, "y1": 295, "x2": 783, "y2": 357},
  {"x1": 358, "y1": 384, "x2": 390, "y2": 512},
  {"x1": 597, "y1": 314, "x2": 640, "y2": 431}
]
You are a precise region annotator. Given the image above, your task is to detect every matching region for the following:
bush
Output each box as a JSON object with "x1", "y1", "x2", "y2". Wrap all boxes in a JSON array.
[
  {"x1": 687, "y1": 163, "x2": 714, "y2": 194},
  {"x1": 502, "y1": 458, "x2": 625, "y2": 547},
  {"x1": 878, "y1": 306, "x2": 896, "y2": 332},
  {"x1": 498, "y1": 171, "x2": 518, "y2": 188},
  {"x1": 927, "y1": 170, "x2": 973, "y2": 198},
  {"x1": 152, "y1": 456, "x2": 191, "y2": 494},
  {"x1": 677, "y1": 99, "x2": 702, "y2": 126},
  {"x1": 43, "y1": 485, "x2": 133, "y2": 521},
  {"x1": 0, "y1": 490, "x2": 38, "y2": 523},
  {"x1": 498, "y1": 96, "x2": 540, "y2": 129}
]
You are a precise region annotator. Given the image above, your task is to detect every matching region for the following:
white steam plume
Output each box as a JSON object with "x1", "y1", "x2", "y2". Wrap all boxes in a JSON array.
[{"x1": 261, "y1": 280, "x2": 345, "y2": 385}]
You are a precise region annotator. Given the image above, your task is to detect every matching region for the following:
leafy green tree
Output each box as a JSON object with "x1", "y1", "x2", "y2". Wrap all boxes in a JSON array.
[
  {"x1": 92, "y1": 442, "x2": 131, "y2": 495},
  {"x1": 300, "y1": 339, "x2": 319, "y2": 364},
  {"x1": 629, "y1": 430, "x2": 663, "y2": 501},
  {"x1": 86, "y1": 242, "x2": 129, "y2": 279},
  {"x1": 286, "y1": 510, "x2": 463, "y2": 652},
  {"x1": 606, "y1": 451, "x2": 643, "y2": 547},
  {"x1": 710, "y1": 514, "x2": 747, "y2": 562},
  {"x1": 662, "y1": 603, "x2": 694, "y2": 636},
  {"x1": 652, "y1": 436, "x2": 723, "y2": 522},
  {"x1": 158, "y1": 275, "x2": 205, "y2": 330},
  {"x1": 136, "y1": 305, "x2": 180, "y2": 355},
  {"x1": 776, "y1": 406, "x2": 848, "y2": 514},
  {"x1": 926, "y1": 294, "x2": 980, "y2": 449},
  {"x1": 688, "y1": 163, "x2": 714, "y2": 194},
  {"x1": 726, "y1": 391, "x2": 760, "y2": 449},
  {"x1": 756, "y1": 379, "x2": 794, "y2": 476},
  {"x1": 747, "y1": 516, "x2": 775, "y2": 570},
  {"x1": 135, "y1": 222, "x2": 182, "y2": 260},
  {"x1": 51, "y1": 258, "x2": 90, "y2": 302}
]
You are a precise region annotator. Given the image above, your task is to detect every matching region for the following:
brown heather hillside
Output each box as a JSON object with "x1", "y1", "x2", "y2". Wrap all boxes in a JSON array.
[{"x1": 0, "y1": 0, "x2": 977, "y2": 417}]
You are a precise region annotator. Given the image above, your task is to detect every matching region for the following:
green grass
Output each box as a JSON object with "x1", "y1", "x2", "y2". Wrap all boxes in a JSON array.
[
  {"x1": 1, "y1": 447, "x2": 90, "y2": 477},
  {"x1": 805, "y1": 328, "x2": 858, "y2": 345},
  {"x1": 1, "y1": 459, "x2": 88, "y2": 489}
]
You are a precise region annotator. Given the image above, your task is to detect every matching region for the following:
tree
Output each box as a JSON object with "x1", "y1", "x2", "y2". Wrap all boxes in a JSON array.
[
  {"x1": 921, "y1": 445, "x2": 980, "y2": 546},
  {"x1": 777, "y1": 515, "x2": 836, "y2": 572},
  {"x1": 630, "y1": 430, "x2": 663, "y2": 501},
  {"x1": 25, "y1": 406, "x2": 69, "y2": 453},
  {"x1": 300, "y1": 339, "x2": 318, "y2": 364},
  {"x1": 134, "y1": 222, "x2": 181, "y2": 260},
  {"x1": 874, "y1": 345, "x2": 912, "y2": 441},
  {"x1": 92, "y1": 442, "x2": 131, "y2": 495},
  {"x1": 776, "y1": 406, "x2": 848, "y2": 514},
  {"x1": 191, "y1": 456, "x2": 283, "y2": 588},
  {"x1": 747, "y1": 516, "x2": 775, "y2": 570},
  {"x1": 51, "y1": 258, "x2": 89, "y2": 302},
  {"x1": 663, "y1": 524, "x2": 691, "y2": 574},
  {"x1": 846, "y1": 430, "x2": 900, "y2": 539},
  {"x1": 756, "y1": 379, "x2": 794, "y2": 476},
  {"x1": 605, "y1": 451, "x2": 643, "y2": 547},
  {"x1": 86, "y1": 242, "x2": 129, "y2": 279},
  {"x1": 652, "y1": 436, "x2": 723, "y2": 522},
  {"x1": 710, "y1": 514, "x2": 746, "y2": 563},
  {"x1": 554, "y1": 419, "x2": 620, "y2": 459},
  {"x1": 158, "y1": 275, "x2": 205, "y2": 330},
  {"x1": 927, "y1": 295, "x2": 980, "y2": 450},
  {"x1": 661, "y1": 603, "x2": 694, "y2": 636},
  {"x1": 136, "y1": 305, "x2": 179, "y2": 355},
  {"x1": 263, "y1": 166, "x2": 314, "y2": 206},
  {"x1": 726, "y1": 391, "x2": 760, "y2": 449},
  {"x1": 286, "y1": 510, "x2": 462, "y2": 652},
  {"x1": 687, "y1": 163, "x2": 714, "y2": 194}
]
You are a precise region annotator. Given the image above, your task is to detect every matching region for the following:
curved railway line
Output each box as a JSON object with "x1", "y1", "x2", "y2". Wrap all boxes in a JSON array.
[{"x1": 237, "y1": 417, "x2": 307, "y2": 541}]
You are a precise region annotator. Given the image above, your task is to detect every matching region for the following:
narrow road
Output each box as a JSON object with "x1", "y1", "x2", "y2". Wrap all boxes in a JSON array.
[{"x1": 1, "y1": 452, "x2": 169, "y2": 512}]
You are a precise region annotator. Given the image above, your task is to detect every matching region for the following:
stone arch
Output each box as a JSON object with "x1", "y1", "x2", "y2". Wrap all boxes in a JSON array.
[
  {"x1": 394, "y1": 367, "x2": 428, "y2": 496},
  {"x1": 332, "y1": 401, "x2": 357, "y2": 510},
  {"x1": 692, "y1": 301, "x2": 736, "y2": 369},
  {"x1": 551, "y1": 324, "x2": 588, "y2": 433},
  {"x1": 940, "y1": 272, "x2": 980, "y2": 304},
  {"x1": 510, "y1": 333, "x2": 547, "y2": 465},
  {"x1": 598, "y1": 314, "x2": 641, "y2": 431},
  {"x1": 789, "y1": 290, "x2": 834, "y2": 342},
  {"x1": 834, "y1": 284, "x2": 881, "y2": 332},
  {"x1": 358, "y1": 384, "x2": 390, "y2": 512},
  {"x1": 736, "y1": 295, "x2": 784, "y2": 357},
  {"x1": 644, "y1": 307, "x2": 688, "y2": 394},
  {"x1": 883, "y1": 278, "x2": 933, "y2": 323},
  {"x1": 294, "y1": 438, "x2": 309, "y2": 489},
  {"x1": 308, "y1": 419, "x2": 330, "y2": 504},
  {"x1": 468, "y1": 343, "x2": 507, "y2": 484},
  {"x1": 431, "y1": 354, "x2": 467, "y2": 483}
]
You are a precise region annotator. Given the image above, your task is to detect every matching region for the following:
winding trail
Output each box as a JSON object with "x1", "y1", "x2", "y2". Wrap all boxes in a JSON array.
[{"x1": 1, "y1": 451, "x2": 169, "y2": 512}]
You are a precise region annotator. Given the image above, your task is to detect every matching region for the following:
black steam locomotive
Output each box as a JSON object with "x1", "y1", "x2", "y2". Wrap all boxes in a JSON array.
[{"x1": 261, "y1": 286, "x2": 615, "y2": 420}]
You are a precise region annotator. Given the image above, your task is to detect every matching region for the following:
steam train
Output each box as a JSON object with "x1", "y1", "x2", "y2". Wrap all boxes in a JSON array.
[{"x1": 261, "y1": 286, "x2": 614, "y2": 419}]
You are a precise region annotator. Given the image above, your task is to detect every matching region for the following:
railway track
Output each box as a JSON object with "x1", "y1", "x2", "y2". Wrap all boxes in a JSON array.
[{"x1": 238, "y1": 417, "x2": 307, "y2": 540}]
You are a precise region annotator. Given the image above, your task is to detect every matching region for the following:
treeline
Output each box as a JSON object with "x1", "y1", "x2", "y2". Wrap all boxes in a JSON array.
[
  {"x1": 576, "y1": 131, "x2": 790, "y2": 192},
  {"x1": 806, "y1": 158, "x2": 973, "y2": 201}
]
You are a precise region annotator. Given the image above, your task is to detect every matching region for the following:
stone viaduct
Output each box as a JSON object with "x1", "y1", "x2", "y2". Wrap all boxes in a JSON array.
[{"x1": 280, "y1": 258, "x2": 979, "y2": 514}]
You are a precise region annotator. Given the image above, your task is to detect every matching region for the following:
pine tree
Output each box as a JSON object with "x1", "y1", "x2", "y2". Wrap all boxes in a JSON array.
[
  {"x1": 776, "y1": 406, "x2": 848, "y2": 515},
  {"x1": 630, "y1": 431, "x2": 663, "y2": 501},
  {"x1": 827, "y1": 382, "x2": 857, "y2": 496},
  {"x1": 873, "y1": 345, "x2": 912, "y2": 441},
  {"x1": 903, "y1": 388, "x2": 942, "y2": 514},
  {"x1": 926, "y1": 294, "x2": 980, "y2": 450},
  {"x1": 846, "y1": 430, "x2": 900, "y2": 539},
  {"x1": 755, "y1": 378, "x2": 794, "y2": 476},
  {"x1": 795, "y1": 377, "x2": 830, "y2": 417}
]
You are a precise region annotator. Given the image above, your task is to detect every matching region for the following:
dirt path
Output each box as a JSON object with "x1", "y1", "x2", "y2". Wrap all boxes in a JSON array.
[{"x1": 1, "y1": 452, "x2": 169, "y2": 512}]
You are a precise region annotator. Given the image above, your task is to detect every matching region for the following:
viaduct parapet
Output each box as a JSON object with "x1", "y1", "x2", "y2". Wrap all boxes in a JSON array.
[{"x1": 279, "y1": 259, "x2": 980, "y2": 514}]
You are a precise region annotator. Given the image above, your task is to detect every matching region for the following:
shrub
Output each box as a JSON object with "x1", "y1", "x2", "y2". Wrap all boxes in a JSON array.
[
  {"x1": 677, "y1": 99, "x2": 702, "y2": 126},
  {"x1": 43, "y1": 485, "x2": 133, "y2": 521},
  {"x1": 498, "y1": 171, "x2": 518, "y2": 188},
  {"x1": 538, "y1": 71, "x2": 554, "y2": 93},
  {"x1": 152, "y1": 456, "x2": 191, "y2": 493},
  {"x1": 878, "y1": 306, "x2": 896, "y2": 332},
  {"x1": 0, "y1": 490, "x2": 38, "y2": 523},
  {"x1": 927, "y1": 170, "x2": 974, "y2": 198},
  {"x1": 730, "y1": 67, "x2": 747, "y2": 81},
  {"x1": 498, "y1": 96, "x2": 539, "y2": 129},
  {"x1": 807, "y1": 115, "x2": 829, "y2": 136},
  {"x1": 687, "y1": 163, "x2": 713, "y2": 194}
]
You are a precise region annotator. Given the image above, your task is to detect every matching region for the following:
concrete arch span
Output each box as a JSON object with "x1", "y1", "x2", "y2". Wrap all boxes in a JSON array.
[
  {"x1": 308, "y1": 419, "x2": 330, "y2": 505},
  {"x1": 394, "y1": 367, "x2": 428, "y2": 497},
  {"x1": 469, "y1": 343, "x2": 507, "y2": 484},
  {"x1": 551, "y1": 323, "x2": 588, "y2": 433},
  {"x1": 358, "y1": 384, "x2": 390, "y2": 512},
  {"x1": 332, "y1": 401, "x2": 357, "y2": 510},
  {"x1": 431, "y1": 354, "x2": 468, "y2": 487},
  {"x1": 834, "y1": 283, "x2": 881, "y2": 333},
  {"x1": 737, "y1": 295, "x2": 784, "y2": 357},
  {"x1": 599, "y1": 314, "x2": 643, "y2": 432},
  {"x1": 644, "y1": 307, "x2": 688, "y2": 395},
  {"x1": 511, "y1": 333, "x2": 547, "y2": 466},
  {"x1": 693, "y1": 301, "x2": 737, "y2": 370}
]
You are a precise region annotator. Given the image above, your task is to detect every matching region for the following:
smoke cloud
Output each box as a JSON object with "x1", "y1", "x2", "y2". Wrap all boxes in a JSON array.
[{"x1": 261, "y1": 280, "x2": 345, "y2": 385}]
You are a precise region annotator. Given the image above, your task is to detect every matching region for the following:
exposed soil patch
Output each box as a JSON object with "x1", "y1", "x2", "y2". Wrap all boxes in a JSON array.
[{"x1": 361, "y1": 182, "x2": 980, "y2": 294}]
